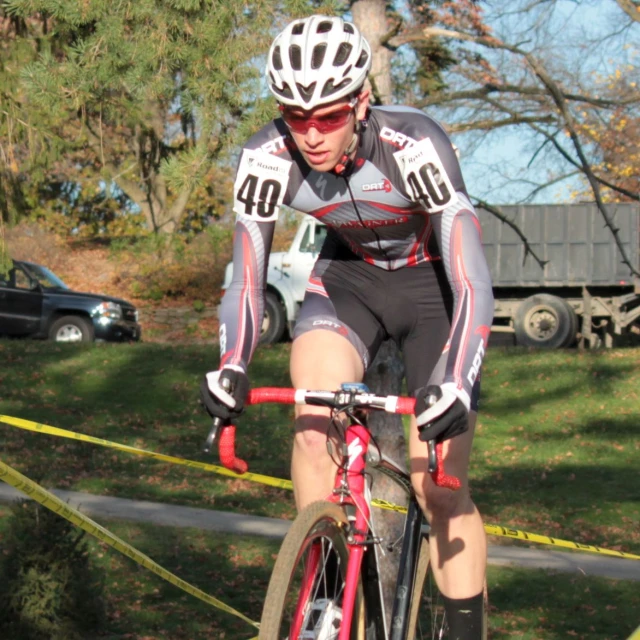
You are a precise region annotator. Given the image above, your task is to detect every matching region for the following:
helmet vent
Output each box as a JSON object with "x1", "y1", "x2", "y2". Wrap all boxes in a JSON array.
[
  {"x1": 289, "y1": 45, "x2": 302, "y2": 70},
  {"x1": 355, "y1": 50, "x2": 369, "y2": 68},
  {"x1": 271, "y1": 46, "x2": 283, "y2": 71},
  {"x1": 317, "y1": 20, "x2": 333, "y2": 33},
  {"x1": 343, "y1": 23, "x2": 355, "y2": 34},
  {"x1": 273, "y1": 82, "x2": 294, "y2": 101},
  {"x1": 311, "y1": 43, "x2": 327, "y2": 69},
  {"x1": 321, "y1": 78, "x2": 351, "y2": 98},
  {"x1": 296, "y1": 82, "x2": 317, "y2": 102},
  {"x1": 291, "y1": 22, "x2": 305, "y2": 35},
  {"x1": 333, "y1": 42, "x2": 352, "y2": 66}
]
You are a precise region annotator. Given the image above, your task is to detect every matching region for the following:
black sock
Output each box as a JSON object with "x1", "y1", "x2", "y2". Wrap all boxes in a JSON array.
[{"x1": 442, "y1": 591, "x2": 485, "y2": 640}]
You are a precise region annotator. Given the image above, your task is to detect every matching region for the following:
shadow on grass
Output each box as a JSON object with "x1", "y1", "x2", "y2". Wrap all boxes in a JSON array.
[
  {"x1": 487, "y1": 564, "x2": 640, "y2": 640},
  {"x1": 469, "y1": 456, "x2": 640, "y2": 551},
  {"x1": 0, "y1": 341, "x2": 295, "y2": 512},
  {"x1": 480, "y1": 350, "x2": 639, "y2": 417},
  {"x1": 87, "y1": 522, "x2": 277, "y2": 639}
]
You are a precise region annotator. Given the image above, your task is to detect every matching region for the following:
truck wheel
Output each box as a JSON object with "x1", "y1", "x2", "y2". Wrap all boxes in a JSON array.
[
  {"x1": 49, "y1": 315, "x2": 94, "y2": 343},
  {"x1": 260, "y1": 292, "x2": 287, "y2": 344},
  {"x1": 514, "y1": 295, "x2": 578, "y2": 348}
]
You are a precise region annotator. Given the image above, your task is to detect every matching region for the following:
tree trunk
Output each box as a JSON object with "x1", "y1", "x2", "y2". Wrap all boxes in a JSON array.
[
  {"x1": 364, "y1": 339, "x2": 408, "y2": 632},
  {"x1": 351, "y1": 0, "x2": 394, "y2": 105}
]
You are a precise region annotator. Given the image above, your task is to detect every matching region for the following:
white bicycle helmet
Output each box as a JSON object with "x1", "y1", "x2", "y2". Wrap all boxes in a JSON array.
[{"x1": 266, "y1": 16, "x2": 372, "y2": 110}]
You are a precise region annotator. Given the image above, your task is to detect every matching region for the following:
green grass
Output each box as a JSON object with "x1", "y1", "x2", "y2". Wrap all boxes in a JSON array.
[{"x1": 1, "y1": 340, "x2": 639, "y2": 638}]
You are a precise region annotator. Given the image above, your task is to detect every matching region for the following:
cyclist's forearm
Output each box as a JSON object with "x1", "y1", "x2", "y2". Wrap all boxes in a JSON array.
[
  {"x1": 218, "y1": 217, "x2": 274, "y2": 370},
  {"x1": 434, "y1": 195, "x2": 494, "y2": 406}
]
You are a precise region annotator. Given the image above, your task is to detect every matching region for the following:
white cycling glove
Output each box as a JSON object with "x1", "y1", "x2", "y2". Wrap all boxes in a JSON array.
[
  {"x1": 414, "y1": 383, "x2": 469, "y2": 443},
  {"x1": 200, "y1": 365, "x2": 249, "y2": 421}
]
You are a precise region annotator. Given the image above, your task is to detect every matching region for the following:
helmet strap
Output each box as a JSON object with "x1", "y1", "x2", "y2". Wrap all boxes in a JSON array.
[{"x1": 334, "y1": 132, "x2": 359, "y2": 176}]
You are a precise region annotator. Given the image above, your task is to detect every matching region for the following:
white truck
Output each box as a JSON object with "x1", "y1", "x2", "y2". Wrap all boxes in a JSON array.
[
  {"x1": 222, "y1": 217, "x2": 328, "y2": 344},
  {"x1": 223, "y1": 203, "x2": 640, "y2": 348}
]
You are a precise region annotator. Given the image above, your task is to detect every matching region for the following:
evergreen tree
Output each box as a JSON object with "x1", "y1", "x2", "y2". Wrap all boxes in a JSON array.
[
  {"x1": 0, "y1": 500, "x2": 106, "y2": 640},
  {"x1": 1, "y1": 0, "x2": 340, "y2": 234}
]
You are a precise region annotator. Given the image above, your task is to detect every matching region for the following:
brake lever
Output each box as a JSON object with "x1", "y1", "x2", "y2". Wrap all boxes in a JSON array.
[
  {"x1": 427, "y1": 440, "x2": 437, "y2": 473},
  {"x1": 203, "y1": 416, "x2": 223, "y2": 454}
]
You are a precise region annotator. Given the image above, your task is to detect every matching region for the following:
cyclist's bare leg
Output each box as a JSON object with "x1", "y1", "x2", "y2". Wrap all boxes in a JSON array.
[
  {"x1": 409, "y1": 412, "x2": 487, "y2": 599},
  {"x1": 290, "y1": 329, "x2": 365, "y2": 510}
]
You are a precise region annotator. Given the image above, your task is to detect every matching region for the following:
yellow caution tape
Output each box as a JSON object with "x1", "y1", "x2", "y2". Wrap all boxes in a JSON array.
[
  {"x1": 0, "y1": 414, "x2": 293, "y2": 491},
  {"x1": 2, "y1": 415, "x2": 640, "y2": 561},
  {"x1": 483, "y1": 524, "x2": 640, "y2": 560},
  {"x1": 0, "y1": 459, "x2": 259, "y2": 632}
]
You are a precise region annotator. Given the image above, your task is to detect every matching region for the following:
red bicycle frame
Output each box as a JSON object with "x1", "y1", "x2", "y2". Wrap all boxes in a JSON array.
[{"x1": 207, "y1": 386, "x2": 461, "y2": 640}]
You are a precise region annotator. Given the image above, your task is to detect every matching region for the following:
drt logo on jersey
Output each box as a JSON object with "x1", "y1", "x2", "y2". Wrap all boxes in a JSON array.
[{"x1": 362, "y1": 179, "x2": 392, "y2": 193}]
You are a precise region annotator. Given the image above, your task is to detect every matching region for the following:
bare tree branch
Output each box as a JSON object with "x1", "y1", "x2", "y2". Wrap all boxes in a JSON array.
[
  {"x1": 447, "y1": 114, "x2": 555, "y2": 133},
  {"x1": 415, "y1": 83, "x2": 639, "y2": 110},
  {"x1": 408, "y1": 25, "x2": 640, "y2": 277}
]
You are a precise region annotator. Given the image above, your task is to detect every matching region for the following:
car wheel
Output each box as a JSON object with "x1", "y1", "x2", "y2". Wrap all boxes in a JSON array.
[
  {"x1": 514, "y1": 294, "x2": 578, "y2": 348},
  {"x1": 49, "y1": 315, "x2": 94, "y2": 343},
  {"x1": 260, "y1": 292, "x2": 287, "y2": 344}
]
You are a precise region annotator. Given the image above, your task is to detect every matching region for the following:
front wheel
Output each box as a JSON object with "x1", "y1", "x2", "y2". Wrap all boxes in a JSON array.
[
  {"x1": 407, "y1": 537, "x2": 488, "y2": 640},
  {"x1": 48, "y1": 315, "x2": 94, "y2": 343},
  {"x1": 259, "y1": 501, "x2": 366, "y2": 640}
]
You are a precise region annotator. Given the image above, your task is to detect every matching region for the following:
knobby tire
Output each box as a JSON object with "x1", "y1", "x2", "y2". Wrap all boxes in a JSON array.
[{"x1": 259, "y1": 500, "x2": 366, "y2": 640}]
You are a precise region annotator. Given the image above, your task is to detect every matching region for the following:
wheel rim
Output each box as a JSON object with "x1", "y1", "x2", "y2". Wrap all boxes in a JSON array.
[
  {"x1": 418, "y1": 573, "x2": 448, "y2": 640},
  {"x1": 279, "y1": 519, "x2": 348, "y2": 639},
  {"x1": 55, "y1": 325, "x2": 84, "y2": 342},
  {"x1": 408, "y1": 540, "x2": 449, "y2": 640},
  {"x1": 524, "y1": 305, "x2": 559, "y2": 341}
]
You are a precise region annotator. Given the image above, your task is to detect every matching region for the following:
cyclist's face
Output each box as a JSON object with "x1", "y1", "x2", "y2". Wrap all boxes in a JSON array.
[{"x1": 281, "y1": 91, "x2": 370, "y2": 173}]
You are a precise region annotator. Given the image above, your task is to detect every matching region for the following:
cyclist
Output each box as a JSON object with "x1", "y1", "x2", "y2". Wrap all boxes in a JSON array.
[{"x1": 202, "y1": 15, "x2": 493, "y2": 639}]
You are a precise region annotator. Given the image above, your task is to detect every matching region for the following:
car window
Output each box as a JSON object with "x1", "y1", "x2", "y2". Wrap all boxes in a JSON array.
[
  {"x1": 299, "y1": 224, "x2": 314, "y2": 253},
  {"x1": 313, "y1": 224, "x2": 328, "y2": 253},
  {"x1": 24, "y1": 263, "x2": 68, "y2": 289},
  {"x1": 14, "y1": 268, "x2": 36, "y2": 290}
]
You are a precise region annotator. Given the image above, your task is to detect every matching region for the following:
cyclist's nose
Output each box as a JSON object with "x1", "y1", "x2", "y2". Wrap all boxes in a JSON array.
[{"x1": 304, "y1": 126, "x2": 324, "y2": 146}]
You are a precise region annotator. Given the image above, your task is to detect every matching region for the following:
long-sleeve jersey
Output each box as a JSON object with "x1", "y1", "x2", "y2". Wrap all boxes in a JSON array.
[{"x1": 218, "y1": 105, "x2": 494, "y2": 407}]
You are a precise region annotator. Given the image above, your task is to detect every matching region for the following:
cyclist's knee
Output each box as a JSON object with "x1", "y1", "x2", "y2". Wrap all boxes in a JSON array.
[
  {"x1": 293, "y1": 413, "x2": 332, "y2": 460},
  {"x1": 426, "y1": 483, "x2": 471, "y2": 521},
  {"x1": 412, "y1": 474, "x2": 471, "y2": 520}
]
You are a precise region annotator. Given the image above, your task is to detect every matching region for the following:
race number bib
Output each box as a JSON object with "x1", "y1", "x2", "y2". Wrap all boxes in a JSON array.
[
  {"x1": 394, "y1": 138, "x2": 458, "y2": 213},
  {"x1": 233, "y1": 149, "x2": 292, "y2": 222}
]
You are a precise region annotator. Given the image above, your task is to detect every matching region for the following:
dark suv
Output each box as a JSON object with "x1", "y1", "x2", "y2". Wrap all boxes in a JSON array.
[{"x1": 0, "y1": 260, "x2": 141, "y2": 343}]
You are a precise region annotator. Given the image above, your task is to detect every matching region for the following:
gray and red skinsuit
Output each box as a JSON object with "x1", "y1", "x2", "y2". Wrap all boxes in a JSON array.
[{"x1": 218, "y1": 105, "x2": 494, "y2": 407}]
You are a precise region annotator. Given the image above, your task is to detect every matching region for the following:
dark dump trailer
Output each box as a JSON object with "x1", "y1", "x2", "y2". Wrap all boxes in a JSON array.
[{"x1": 478, "y1": 202, "x2": 640, "y2": 348}]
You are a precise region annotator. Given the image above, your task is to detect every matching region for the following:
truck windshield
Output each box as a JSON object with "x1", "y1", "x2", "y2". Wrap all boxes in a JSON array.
[{"x1": 23, "y1": 263, "x2": 69, "y2": 290}]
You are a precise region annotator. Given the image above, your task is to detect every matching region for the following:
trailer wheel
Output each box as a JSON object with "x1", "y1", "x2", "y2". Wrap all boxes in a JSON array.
[
  {"x1": 514, "y1": 294, "x2": 578, "y2": 348},
  {"x1": 260, "y1": 291, "x2": 287, "y2": 344}
]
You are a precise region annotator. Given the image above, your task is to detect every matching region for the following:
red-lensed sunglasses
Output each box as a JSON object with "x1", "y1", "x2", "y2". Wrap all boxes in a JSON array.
[{"x1": 279, "y1": 100, "x2": 357, "y2": 134}]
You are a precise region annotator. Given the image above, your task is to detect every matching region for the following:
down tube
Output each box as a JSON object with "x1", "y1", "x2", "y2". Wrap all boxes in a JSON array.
[{"x1": 338, "y1": 423, "x2": 372, "y2": 640}]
